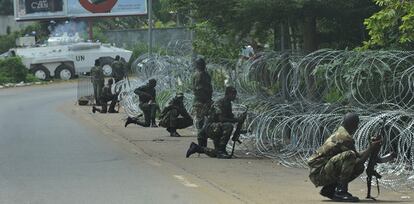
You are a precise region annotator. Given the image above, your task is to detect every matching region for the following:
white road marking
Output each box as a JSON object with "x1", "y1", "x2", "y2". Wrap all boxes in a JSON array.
[
  {"x1": 146, "y1": 159, "x2": 162, "y2": 166},
  {"x1": 173, "y1": 175, "x2": 199, "y2": 188}
]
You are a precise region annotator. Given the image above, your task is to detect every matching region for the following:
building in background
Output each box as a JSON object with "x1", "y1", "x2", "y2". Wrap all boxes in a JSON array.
[{"x1": 0, "y1": 15, "x2": 33, "y2": 36}]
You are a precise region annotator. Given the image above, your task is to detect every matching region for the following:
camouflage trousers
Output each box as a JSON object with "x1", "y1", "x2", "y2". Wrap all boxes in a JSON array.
[
  {"x1": 200, "y1": 122, "x2": 234, "y2": 157},
  {"x1": 309, "y1": 150, "x2": 365, "y2": 187},
  {"x1": 92, "y1": 81, "x2": 104, "y2": 104},
  {"x1": 159, "y1": 109, "x2": 193, "y2": 130},
  {"x1": 138, "y1": 103, "x2": 159, "y2": 126},
  {"x1": 99, "y1": 95, "x2": 117, "y2": 113},
  {"x1": 192, "y1": 101, "x2": 212, "y2": 140}
]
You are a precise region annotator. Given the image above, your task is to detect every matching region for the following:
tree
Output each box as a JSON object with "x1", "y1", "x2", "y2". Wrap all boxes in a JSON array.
[
  {"x1": 169, "y1": 0, "x2": 377, "y2": 54},
  {"x1": 364, "y1": 0, "x2": 414, "y2": 49}
]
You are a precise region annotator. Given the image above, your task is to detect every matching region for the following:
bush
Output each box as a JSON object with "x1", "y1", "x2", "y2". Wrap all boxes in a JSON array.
[
  {"x1": 0, "y1": 57, "x2": 29, "y2": 84},
  {"x1": 25, "y1": 73, "x2": 40, "y2": 83},
  {"x1": 127, "y1": 43, "x2": 167, "y2": 72}
]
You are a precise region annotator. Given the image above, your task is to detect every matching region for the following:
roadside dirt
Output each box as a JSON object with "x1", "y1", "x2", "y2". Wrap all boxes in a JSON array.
[{"x1": 66, "y1": 103, "x2": 414, "y2": 204}]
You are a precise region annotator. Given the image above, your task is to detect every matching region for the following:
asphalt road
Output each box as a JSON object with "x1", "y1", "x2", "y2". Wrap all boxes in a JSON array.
[{"x1": 0, "y1": 83, "x2": 238, "y2": 204}]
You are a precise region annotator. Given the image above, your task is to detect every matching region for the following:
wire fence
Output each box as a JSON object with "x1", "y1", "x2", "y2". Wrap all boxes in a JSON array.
[
  {"x1": 111, "y1": 44, "x2": 414, "y2": 191},
  {"x1": 76, "y1": 74, "x2": 94, "y2": 105}
]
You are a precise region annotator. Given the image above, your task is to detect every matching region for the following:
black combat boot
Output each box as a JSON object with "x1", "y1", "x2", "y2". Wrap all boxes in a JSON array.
[
  {"x1": 168, "y1": 127, "x2": 181, "y2": 137},
  {"x1": 216, "y1": 145, "x2": 231, "y2": 159},
  {"x1": 320, "y1": 183, "x2": 337, "y2": 199},
  {"x1": 92, "y1": 106, "x2": 98, "y2": 113},
  {"x1": 124, "y1": 117, "x2": 135, "y2": 127},
  {"x1": 186, "y1": 142, "x2": 203, "y2": 158},
  {"x1": 216, "y1": 151, "x2": 231, "y2": 159},
  {"x1": 332, "y1": 182, "x2": 359, "y2": 202},
  {"x1": 108, "y1": 109, "x2": 118, "y2": 113}
]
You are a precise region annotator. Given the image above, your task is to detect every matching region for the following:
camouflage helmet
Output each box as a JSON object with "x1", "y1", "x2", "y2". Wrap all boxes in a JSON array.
[{"x1": 195, "y1": 58, "x2": 206, "y2": 70}]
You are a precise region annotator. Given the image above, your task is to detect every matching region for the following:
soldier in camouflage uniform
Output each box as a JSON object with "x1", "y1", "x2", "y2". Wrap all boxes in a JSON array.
[
  {"x1": 124, "y1": 79, "x2": 159, "y2": 128},
  {"x1": 111, "y1": 55, "x2": 126, "y2": 83},
  {"x1": 307, "y1": 113, "x2": 382, "y2": 202},
  {"x1": 159, "y1": 93, "x2": 193, "y2": 137},
  {"x1": 192, "y1": 58, "x2": 213, "y2": 147},
  {"x1": 186, "y1": 86, "x2": 241, "y2": 159},
  {"x1": 92, "y1": 78, "x2": 118, "y2": 113},
  {"x1": 90, "y1": 59, "x2": 105, "y2": 105}
]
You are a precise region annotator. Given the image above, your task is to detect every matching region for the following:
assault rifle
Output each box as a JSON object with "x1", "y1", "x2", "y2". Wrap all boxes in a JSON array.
[
  {"x1": 230, "y1": 107, "x2": 248, "y2": 158},
  {"x1": 366, "y1": 117, "x2": 385, "y2": 200}
]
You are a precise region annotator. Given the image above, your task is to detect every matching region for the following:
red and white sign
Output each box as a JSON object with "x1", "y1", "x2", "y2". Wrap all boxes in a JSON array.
[{"x1": 14, "y1": 0, "x2": 147, "y2": 21}]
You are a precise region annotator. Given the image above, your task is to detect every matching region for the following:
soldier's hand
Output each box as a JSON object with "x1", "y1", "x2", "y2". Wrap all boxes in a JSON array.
[{"x1": 369, "y1": 138, "x2": 382, "y2": 150}]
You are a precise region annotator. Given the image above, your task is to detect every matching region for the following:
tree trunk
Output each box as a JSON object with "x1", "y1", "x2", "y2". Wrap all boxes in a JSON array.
[
  {"x1": 302, "y1": 14, "x2": 317, "y2": 53},
  {"x1": 273, "y1": 23, "x2": 279, "y2": 51}
]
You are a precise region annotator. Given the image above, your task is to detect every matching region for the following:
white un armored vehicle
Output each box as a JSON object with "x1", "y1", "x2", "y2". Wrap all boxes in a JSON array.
[{"x1": 1, "y1": 33, "x2": 132, "y2": 80}]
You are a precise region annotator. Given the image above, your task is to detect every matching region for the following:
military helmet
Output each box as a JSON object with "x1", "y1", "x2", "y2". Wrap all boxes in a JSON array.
[
  {"x1": 195, "y1": 58, "x2": 206, "y2": 70},
  {"x1": 149, "y1": 79, "x2": 157, "y2": 87},
  {"x1": 225, "y1": 86, "x2": 237, "y2": 95}
]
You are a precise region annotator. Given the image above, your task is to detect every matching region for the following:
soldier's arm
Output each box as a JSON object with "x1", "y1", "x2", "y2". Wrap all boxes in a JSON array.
[
  {"x1": 179, "y1": 102, "x2": 192, "y2": 119},
  {"x1": 134, "y1": 86, "x2": 152, "y2": 99},
  {"x1": 217, "y1": 103, "x2": 238, "y2": 123},
  {"x1": 193, "y1": 75, "x2": 203, "y2": 91},
  {"x1": 356, "y1": 139, "x2": 382, "y2": 164}
]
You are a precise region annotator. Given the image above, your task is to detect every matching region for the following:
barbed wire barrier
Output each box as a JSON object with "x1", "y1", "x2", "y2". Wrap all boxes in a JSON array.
[{"x1": 114, "y1": 47, "x2": 414, "y2": 191}]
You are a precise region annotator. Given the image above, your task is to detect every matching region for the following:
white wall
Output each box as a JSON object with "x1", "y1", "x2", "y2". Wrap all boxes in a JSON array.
[{"x1": 0, "y1": 15, "x2": 34, "y2": 36}]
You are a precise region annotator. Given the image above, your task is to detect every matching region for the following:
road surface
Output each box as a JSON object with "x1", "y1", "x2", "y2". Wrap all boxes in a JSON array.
[
  {"x1": 1, "y1": 83, "x2": 413, "y2": 204},
  {"x1": 0, "y1": 83, "x2": 239, "y2": 204}
]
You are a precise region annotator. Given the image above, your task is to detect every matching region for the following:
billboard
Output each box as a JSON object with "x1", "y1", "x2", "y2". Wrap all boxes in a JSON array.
[{"x1": 14, "y1": 0, "x2": 147, "y2": 21}]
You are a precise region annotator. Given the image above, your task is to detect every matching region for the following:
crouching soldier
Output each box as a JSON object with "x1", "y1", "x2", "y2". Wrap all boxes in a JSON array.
[
  {"x1": 159, "y1": 93, "x2": 193, "y2": 137},
  {"x1": 125, "y1": 79, "x2": 159, "y2": 127},
  {"x1": 307, "y1": 113, "x2": 383, "y2": 202},
  {"x1": 186, "y1": 86, "x2": 242, "y2": 159},
  {"x1": 92, "y1": 78, "x2": 118, "y2": 113}
]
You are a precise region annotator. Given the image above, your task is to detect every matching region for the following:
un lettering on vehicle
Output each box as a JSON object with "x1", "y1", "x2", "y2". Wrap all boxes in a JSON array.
[{"x1": 76, "y1": 56, "x2": 85, "y2": 61}]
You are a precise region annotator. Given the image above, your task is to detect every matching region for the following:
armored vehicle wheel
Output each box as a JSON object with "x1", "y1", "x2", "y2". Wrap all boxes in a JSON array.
[
  {"x1": 31, "y1": 65, "x2": 50, "y2": 80},
  {"x1": 55, "y1": 64, "x2": 75, "y2": 80},
  {"x1": 100, "y1": 57, "x2": 114, "y2": 77},
  {"x1": 102, "y1": 64, "x2": 112, "y2": 77}
]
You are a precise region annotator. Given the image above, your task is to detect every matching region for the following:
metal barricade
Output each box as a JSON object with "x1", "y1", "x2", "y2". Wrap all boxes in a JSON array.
[{"x1": 77, "y1": 74, "x2": 94, "y2": 105}]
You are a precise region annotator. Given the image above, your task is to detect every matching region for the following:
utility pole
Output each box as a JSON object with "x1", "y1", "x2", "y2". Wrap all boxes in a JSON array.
[
  {"x1": 88, "y1": 19, "x2": 94, "y2": 41},
  {"x1": 148, "y1": 0, "x2": 153, "y2": 56}
]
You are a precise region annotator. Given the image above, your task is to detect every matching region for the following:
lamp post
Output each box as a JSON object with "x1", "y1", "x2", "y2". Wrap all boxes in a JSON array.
[{"x1": 148, "y1": 0, "x2": 153, "y2": 56}]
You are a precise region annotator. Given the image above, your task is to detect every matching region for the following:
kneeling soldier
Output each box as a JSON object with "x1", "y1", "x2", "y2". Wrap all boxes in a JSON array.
[
  {"x1": 159, "y1": 93, "x2": 193, "y2": 137},
  {"x1": 186, "y1": 86, "x2": 242, "y2": 159},
  {"x1": 92, "y1": 78, "x2": 118, "y2": 113},
  {"x1": 125, "y1": 79, "x2": 159, "y2": 127}
]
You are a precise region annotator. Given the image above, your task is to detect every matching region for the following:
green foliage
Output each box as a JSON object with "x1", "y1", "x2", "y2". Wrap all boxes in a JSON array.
[
  {"x1": 0, "y1": 23, "x2": 48, "y2": 53},
  {"x1": 92, "y1": 27, "x2": 108, "y2": 43},
  {"x1": 25, "y1": 73, "x2": 40, "y2": 83},
  {"x1": 0, "y1": 57, "x2": 28, "y2": 84},
  {"x1": 169, "y1": 0, "x2": 376, "y2": 54},
  {"x1": 208, "y1": 67, "x2": 227, "y2": 91},
  {"x1": 0, "y1": 33, "x2": 18, "y2": 54},
  {"x1": 126, "y1": 43, "x2": 168, "y2": 72},
  {"x1": 193, "y1": 21, "x2": 239, "y2": 59},
  {"x1": 364, "y1": 0, "x2": 414, "y2": 49},
  {"x1": 323, "y1": 88, "x2": 344, "y2": 103}
]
